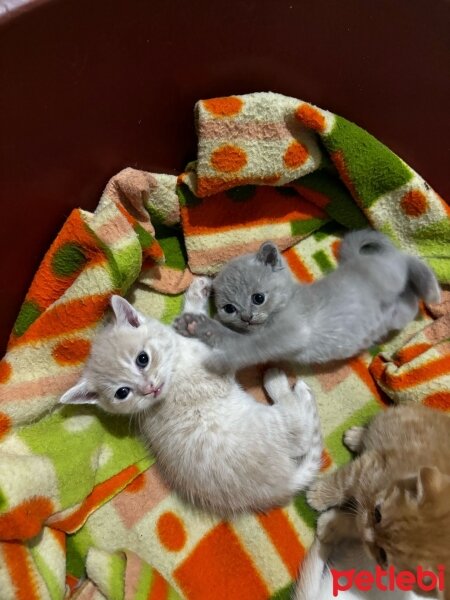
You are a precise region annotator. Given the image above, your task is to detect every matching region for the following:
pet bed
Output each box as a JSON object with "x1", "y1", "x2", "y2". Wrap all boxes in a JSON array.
[{"x1": 0, "y1": 92, "x2": 449, "y2": 600}]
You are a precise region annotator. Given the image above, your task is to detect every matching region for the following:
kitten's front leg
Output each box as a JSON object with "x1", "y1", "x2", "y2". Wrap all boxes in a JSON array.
[
  {"x1": 307, "y1": 453, "x2": 375, "y2": 511},
  {"x1": 173, "y1": 277, "x2": 229, "y2": 347},
  {"x1": 173, "y1": 313, "x2": 235, "y2": 348},
  {"x1": 316, "y1": 508, "x2": 359, "y2": 544}
]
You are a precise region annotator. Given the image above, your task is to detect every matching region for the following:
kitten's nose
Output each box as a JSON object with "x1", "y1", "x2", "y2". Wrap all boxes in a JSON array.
[{"x1": 241, "y1": 313, "x2": 252, "y2": 323}]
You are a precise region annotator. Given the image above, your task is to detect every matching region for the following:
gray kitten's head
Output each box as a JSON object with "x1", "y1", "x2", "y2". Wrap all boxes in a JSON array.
[
  {"x1": 59, "y1": 296, "x2": 175, "y2": 415},
  {"x1": 213, "y1": 242, "x2": 294, "y2": 332}
]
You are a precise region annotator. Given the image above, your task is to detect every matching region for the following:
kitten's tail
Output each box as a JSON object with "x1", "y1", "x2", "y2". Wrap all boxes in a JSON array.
[
  {"x1": 340, "y1": 229, "x2": 441, "y2": 304},
  {"x1": 339, "y1": 229, "x2": 396, "y2": 262},
  {"x1": 292, "y1": 539, "x2": 330, "y2": 600}
]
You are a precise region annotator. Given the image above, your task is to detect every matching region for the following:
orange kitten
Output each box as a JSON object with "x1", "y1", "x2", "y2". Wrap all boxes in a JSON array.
[{"x1": 307, "y1": 404, "x2": 450, "y2": 599}]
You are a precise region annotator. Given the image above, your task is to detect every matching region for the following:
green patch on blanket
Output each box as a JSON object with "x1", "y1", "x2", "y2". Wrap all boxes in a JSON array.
[
  {"x1": 19, "y1": 406, "x2": 151, "y2": 507},
  {"x1": 324, "y1": 116, "x2": 413, "y2": 207}
]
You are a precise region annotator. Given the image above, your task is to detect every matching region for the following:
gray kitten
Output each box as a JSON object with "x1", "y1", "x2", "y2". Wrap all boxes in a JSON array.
[{"x1": 174, "y1": 230, "x2": 440, "y2": 372}]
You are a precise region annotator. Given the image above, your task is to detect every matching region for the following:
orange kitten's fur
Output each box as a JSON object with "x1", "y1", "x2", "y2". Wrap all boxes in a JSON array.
[{"x1": 307, "y1": 404, "x2": 450, "y2": 599}]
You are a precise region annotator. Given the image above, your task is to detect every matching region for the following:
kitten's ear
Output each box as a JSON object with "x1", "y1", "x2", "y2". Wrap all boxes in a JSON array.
[
  {"x1": 59, "y1": 379, "x2": 99, "y2": 405},
  {"x1": 256, "y1": 242, "x2": 283, "y2": 270},
  {"x1": 416, "y1": 466, "x2": 444, "y2": 504},
  {"x1": 110, "y1": 295, "x2": 145, "y2": 328}
]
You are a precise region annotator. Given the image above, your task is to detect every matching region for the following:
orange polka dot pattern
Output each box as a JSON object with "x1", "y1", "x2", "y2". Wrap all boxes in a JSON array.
[
  {"x1": 0, "y1": 359, "x2": 12, "y2": 383},
  {"x1": 203, "y1": 96, "x2": 244, "y2": 117},
  {"x1": 211, "y1": 145, "x2": 247, "y2": 173},
  {"x1": 400, "y1": 189, "x2": 428, "y2": 217},
  {"x1": 295, "y1": 103, "x2": 327, "y2": 132},
  {"x1": 195, "y1": 93, "x2": 324, "y2": 197},
  {"x1": 157, "y1": 511, "x2": 187, "y2": 552},
  {"x1": 283, "y1": 141, "x2": 309, "y2": 169}
]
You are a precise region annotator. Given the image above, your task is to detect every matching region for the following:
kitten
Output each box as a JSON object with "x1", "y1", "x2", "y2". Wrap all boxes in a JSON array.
[
  {"x1": 293, "y1": 538, "x2": 423, "y2": 600},
  {"x1": 174, "y1": 230, "x2": 440, "y2": 372},
  {"x1": 305, "y1": 404, "x2": 450, "y2": 600},
  {"x1": 59, "y1": 277, "x2": 323, "y2": 517}
]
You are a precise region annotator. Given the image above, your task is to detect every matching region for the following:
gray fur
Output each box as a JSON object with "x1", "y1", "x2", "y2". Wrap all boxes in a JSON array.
[{"x1": 174, "y1": 229, "x2": 440, "y2": 372}]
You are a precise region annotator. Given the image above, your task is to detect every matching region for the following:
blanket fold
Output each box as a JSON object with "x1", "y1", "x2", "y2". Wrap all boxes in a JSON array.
[{"x1": 0, "y1": 92, "x2": 448, "y2": 600}]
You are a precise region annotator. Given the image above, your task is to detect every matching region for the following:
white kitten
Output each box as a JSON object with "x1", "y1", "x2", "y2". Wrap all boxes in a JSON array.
[
  {"x1": 294, "y1": 537, "x2": 423, "y2": 600},
  {"x1": 60, "y1": 278, "x2": 323, "y2": 517}
]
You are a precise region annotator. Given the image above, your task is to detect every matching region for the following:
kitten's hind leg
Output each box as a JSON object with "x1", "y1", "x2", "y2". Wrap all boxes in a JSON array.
[
  {"x1": 291, "y1": 379, "x2": 323, "y2": 491},
  {"x1": 264, "y1": 370, "x2": 321, "y2": 455},
  {"x1": 389, "y1": 287, "x2": 419, "y2": 331},
  {"x1": 263, "y1": 367, "x2": 292, "y2": 401},
  {"x1": 181, "y1": 277, "x2": 212, "y2": 314},
  {"x1": 343, "y1": 426, "x2": 366, "y2": 454},
  {"x1": 264, "y1": 370, "x2": 323, "y2": 490},
  {"x1": 291, "y1": 379, "x2": 321, "y2": 456}
]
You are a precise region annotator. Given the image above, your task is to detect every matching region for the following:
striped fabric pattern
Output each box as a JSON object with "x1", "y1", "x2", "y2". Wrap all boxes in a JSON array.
[{"x1": 0, "y1": 93, "x2": 448, "y2": 599}]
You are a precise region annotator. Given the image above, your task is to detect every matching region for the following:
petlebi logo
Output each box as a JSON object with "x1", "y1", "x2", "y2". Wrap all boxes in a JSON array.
[{"x1": 331, "y1": 565, "x2": 446, "y2": 597}]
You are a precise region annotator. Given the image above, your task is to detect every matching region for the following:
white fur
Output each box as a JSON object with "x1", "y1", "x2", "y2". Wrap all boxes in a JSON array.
[
  {"x1": 60, "y1": 277, "x2": 323, "y2": 517},
  {"x1": 294, "y1": 538, "x2": 423, "y2": 600}
]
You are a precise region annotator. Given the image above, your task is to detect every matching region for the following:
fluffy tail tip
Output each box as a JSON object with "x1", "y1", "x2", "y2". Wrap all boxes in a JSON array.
[{"x1": 339, "y1": 229, "x2": 393, "y2": 262}]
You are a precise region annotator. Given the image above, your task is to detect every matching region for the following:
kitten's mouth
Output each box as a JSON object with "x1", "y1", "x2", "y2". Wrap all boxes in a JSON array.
[{"x1": 143, "y1": 384, "x2": 164, "y2": 398}]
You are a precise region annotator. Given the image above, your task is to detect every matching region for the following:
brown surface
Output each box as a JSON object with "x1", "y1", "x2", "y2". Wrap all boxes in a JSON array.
[{"x1": 0, "y1": 0, "x2": 449, "y2": 355}]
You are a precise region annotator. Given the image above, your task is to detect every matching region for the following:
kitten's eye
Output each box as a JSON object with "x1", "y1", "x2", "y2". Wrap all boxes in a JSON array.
[
  {"x1": 115, "y1": 386, "x2": 131, "y2": 400},
  {"x1": 373, "y1": 505, "x2": 382, "y2": 524},
  {"x1": 251, "y1": 293, "x2": 265, "y2": 305},
  {"x1": 136, "y1": 351, "x2": 149, "y2": 368},
  {"x1": 223, "y1": 304, "x2": 237, "y2": 314},
  {"x1": 378, "y1": 547, "x2": 387, "y2": 566}
]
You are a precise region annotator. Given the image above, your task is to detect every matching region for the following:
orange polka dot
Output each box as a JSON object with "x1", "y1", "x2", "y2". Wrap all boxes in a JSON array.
[
  {"x1": 203, "y1": 96, "x2": 243, "y2": 117},
  {"x1": 283, "y1": 141, "x2": 309, "y2": 169},
  {"x1": 295, "y1": 104, "x2": 326, "y2": 132},
  {"x1": 52, "y1": 338, "x2": 91, "y2": 365},
  {"x1": 157, "y1": 511, "x2": 187, "y2": 551},
  {"x1": 0, "y1": 413, "x2": 11, "y2": 439},
  {"x1": 125, "y1": 472, "x2": 146, "y2": 493},
  {"x1": 400, "y1": 189, "x2": 428, "y2": 217},
  {"x1": 211, "y1": 145, "x2": 247, "y2": 173},
  {"x1": 0, "y1": 360, "x2": 12, "y2": 384},
  {"x1": 423, "y1": 391, "x2": 450, "y2": 411}
]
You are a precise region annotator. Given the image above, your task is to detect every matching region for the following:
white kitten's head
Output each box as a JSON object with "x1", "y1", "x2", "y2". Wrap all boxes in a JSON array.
[{"x1": 59, "y1": 296, "x2": 176, "y2": 415}]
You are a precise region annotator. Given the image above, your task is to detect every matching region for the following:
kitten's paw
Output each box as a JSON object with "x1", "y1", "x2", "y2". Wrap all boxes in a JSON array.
[
  {"x1": 316, "y1": 509, "x2": 344, "y2": 544},
  {"x1": 343, "y1": 426, "x2": 365, "y2": 453},
  {"x1": 293, "y1": 379, "x2": 314, "y2": 404},
  {"x1": 306, "y1": 479, "x2": 334, "y2": 512},
  {"x1": 174, "y1": 313, "x2": 224, "y2": 349},
  {"x1": 173, "y1": 313, "x2": 206, "y2": 338},
  {"x1": 263, "y1": 368, "x2": 290, "y2": 400}
]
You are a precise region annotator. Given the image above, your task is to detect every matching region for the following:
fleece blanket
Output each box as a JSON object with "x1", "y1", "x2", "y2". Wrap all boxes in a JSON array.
[{"x1": 0, "y1": 92, "x2": 449, "y2": 600}]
